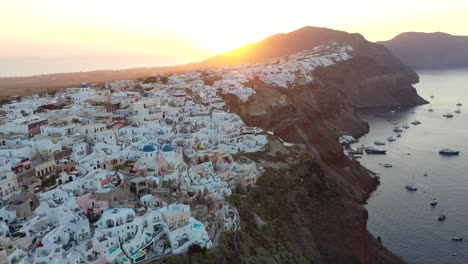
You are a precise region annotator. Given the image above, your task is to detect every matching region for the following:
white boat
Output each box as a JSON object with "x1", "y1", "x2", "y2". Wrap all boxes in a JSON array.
[
  {"x1": 403, "y1": 124, "x2": 410, "y2": 129},
  {"x1": 374, "y1": 141, "x2": 386, "y2": 146},
  {"x1": 455, "y1": 108, "x2": 461, "y2": 114},
  {"x1": 411, "y1": 120, "x2": 421, "y2": 125},
  {"x1": 439, "y1": 149, "x2": 460, "y2": 155},
  {"x1": 430, "y1": 198, "x2": 438, "y2": 206},
  {"x1": 456, "y1": 99, "x2": 462, "y2": 107},
  {"x1": 383, "y1": 163, "x2": 393, "y2": 168},
  {"x1": 397, "y1": 133, "x2": 401, "y2": 138},
  {"x1": 443, "y1": 108, "x2": 454, "y2": 118},
  {"x1": 387, "y1": 136, "x2": 396, "y2": 142},
  {"x1": 428, "y1": 104, "x2": 434, "y2": 112},
  {"x1": 423, "y1": 172, "x2": 428, "y2": 176},
  {"x1": 393, "y1": 127, "x2": 403, "y2": 133},
  {"x1": 452, "y1": 235, "x2": 464, "y2": 241},
  {"x1": 365, "y1": 146, "x2": 387, "y2": 154},
  {"x1": 405, "y1": 175, "x2": 417, "y2": 191},
  {"x1": 391, "y1": 121, "x2": 398, "y2": 125}
]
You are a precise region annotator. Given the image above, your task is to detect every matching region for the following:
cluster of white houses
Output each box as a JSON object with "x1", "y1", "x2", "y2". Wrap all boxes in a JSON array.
[
  {"x1": 0, "y1": 73, "x2": 266, "y2": 263},
  {"x1": 0, "y1": 43, "x2": 350, "y2": 263}
]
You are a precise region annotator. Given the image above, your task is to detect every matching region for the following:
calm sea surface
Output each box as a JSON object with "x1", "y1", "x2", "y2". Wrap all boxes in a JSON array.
[
  {"x1": 354, "y1": 69, "x2": 468, "y2": 264},
  {"x1": 0, "y1": 55, "x2": 186, "y2": 77}
]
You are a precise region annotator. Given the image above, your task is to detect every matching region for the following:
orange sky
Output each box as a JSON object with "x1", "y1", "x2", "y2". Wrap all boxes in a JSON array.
[{"x1": 1, "y1": 0, "x2": 468, "y2": 64}]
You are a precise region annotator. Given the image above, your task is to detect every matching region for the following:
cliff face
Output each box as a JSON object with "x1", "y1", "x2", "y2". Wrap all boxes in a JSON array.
[
  {"x1": 168, "y1": 27, "x2": 424, "y2": 264},
  {"x1": 210, "y1": 51, "x2": 416, "y2": 264},
  {"x1": 378, "y1": 32, "x2": 468, "y2": 69}
]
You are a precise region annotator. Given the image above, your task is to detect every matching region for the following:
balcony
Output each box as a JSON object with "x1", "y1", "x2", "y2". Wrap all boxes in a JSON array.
[{"x1": 126, "y1": 215, "x2": 134, "y2": 223}]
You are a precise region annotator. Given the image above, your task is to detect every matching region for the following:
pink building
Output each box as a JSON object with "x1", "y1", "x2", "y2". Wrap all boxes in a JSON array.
[{"x1": 76, "y1": 193, "x2": 109, "y2": 215}]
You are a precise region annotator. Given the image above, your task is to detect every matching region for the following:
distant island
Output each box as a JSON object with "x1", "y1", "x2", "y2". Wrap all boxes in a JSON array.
[{"x1": 378, "y1": 32, "x2": 468, "y2": 69}]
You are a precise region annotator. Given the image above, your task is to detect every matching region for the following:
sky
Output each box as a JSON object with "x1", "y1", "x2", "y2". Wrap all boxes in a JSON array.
[{"x1": 1, "y1": 0, "x2": 468, "y2": 64}]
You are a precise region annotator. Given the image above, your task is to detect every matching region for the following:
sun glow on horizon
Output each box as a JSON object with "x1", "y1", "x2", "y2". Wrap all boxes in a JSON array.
[{"x1": 1, "y1": 0, "x2": 468, "y2": 65}]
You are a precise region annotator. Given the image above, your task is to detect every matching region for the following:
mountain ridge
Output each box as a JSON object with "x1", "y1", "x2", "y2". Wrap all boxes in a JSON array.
[
  {"x1": 378, "y1": 32, "x2": 468, "y2": 69},
  {"x1": 199, "y1": 26, "x2": 366, "y2": 67}
]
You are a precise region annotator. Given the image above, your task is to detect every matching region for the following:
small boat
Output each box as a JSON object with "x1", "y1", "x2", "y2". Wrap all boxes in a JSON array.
[
  {"x1": 456, "y1": 99, "x2": 462, "y2": 107},
  {"x1": 403, "y1": 124, "x2": 410, "y2": 129},
  {"x1": 393, "y1": 127, "x2": 403, "y2": 133},
  {"x1": 391, "y1": 121, "x2": 398, "y2": 125},
  {"x1": 423, "y1": 172, "x2": 428, "y2": 176},
  {"x1": 430, "y1": 198, "x2": 438, "y2": 206},
  {"x1": 374, "y1": 141, "x2": 386, "y2": 146},
  {"x1": 387, "y1": 136, "x2": 396, "y2": 142},
  {"x1": 405, "y1": 184, "x2": 417, "y2": 191},
  {"x1": 365, "y1": 146, "x2": 387, "y2": 154},
  {"x1": 397, "y1": 133, "x2": 401, "y2": 138},
  {"x1": 405, "y1": 175, "x2": 417, "y2": 191},
  {"x1": 439, "y1": 149, "x2": 460, "y2": 155},
  {"x1": 452, "y1": 235, "x2": 464, "y2": 241},
  {"x1": 411, "y1": 120, "x2": 421, "y2": 125},
  {"x1": 428, "y1": 104, "x2": 434, "y2": 112},
  {"x1": 383, "y1": 163, "x2": 393, "y2": 168},
  {"x1": 455, "y1": 109, "x2": 461, "y2": 114},
  {"x1": 443, "y1": 108, "x2": 454, "y2": 118},
  {"x1": 438, "y1": 215, "x2": 446, "y2": 221}
]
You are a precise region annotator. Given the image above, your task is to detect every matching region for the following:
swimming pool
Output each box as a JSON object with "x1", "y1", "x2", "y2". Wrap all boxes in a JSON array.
[
  {"x1": 109, "y1": 247, "x2": 118, "y2": 254},
  {"x1": 193, "y1": 223, "x2": 202, "y2": 230},
  {"x1": 132, "y1": 251, "x2": 145, "y2": 259}
]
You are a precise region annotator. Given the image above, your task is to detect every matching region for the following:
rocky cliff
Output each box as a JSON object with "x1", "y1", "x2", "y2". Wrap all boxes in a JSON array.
[
  {"x1": 166, "y1": 27, "x2": 426, "y2": 264},
  {"x1": 378, "y1": 32, "x2": 468, "y2": 69}
]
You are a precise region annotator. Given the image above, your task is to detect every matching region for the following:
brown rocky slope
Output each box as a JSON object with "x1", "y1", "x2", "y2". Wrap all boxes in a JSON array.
[{"x1": 167, "y1": 27, "x2": 426, "y2": 264}]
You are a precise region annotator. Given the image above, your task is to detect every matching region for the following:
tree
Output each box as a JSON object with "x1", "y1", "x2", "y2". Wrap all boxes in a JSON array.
[
  {"x1": 0, "y1": 98, "x2": 10, "y2": 106},
  {"x1": 159, "y1": 76, "x2": 169, "y2": 84},
  {"x1": 48, "y1": 90, "x2": 57, "y2": 96},
  {"x1": 160, "y1": 234, "x2": 170, "y2": 253},
  {"x1": 184, "y1": 88, "x2": 193, "y2": 96},
  {"x1": 187, "y1": 243, "x2": 202, "y2": 264},
  {"x1": 143, "y1": 76, "x2": 158, "y2": 84},
  {"x1": 113, "y1": 164, "x2": 126, "y2": 171}
]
